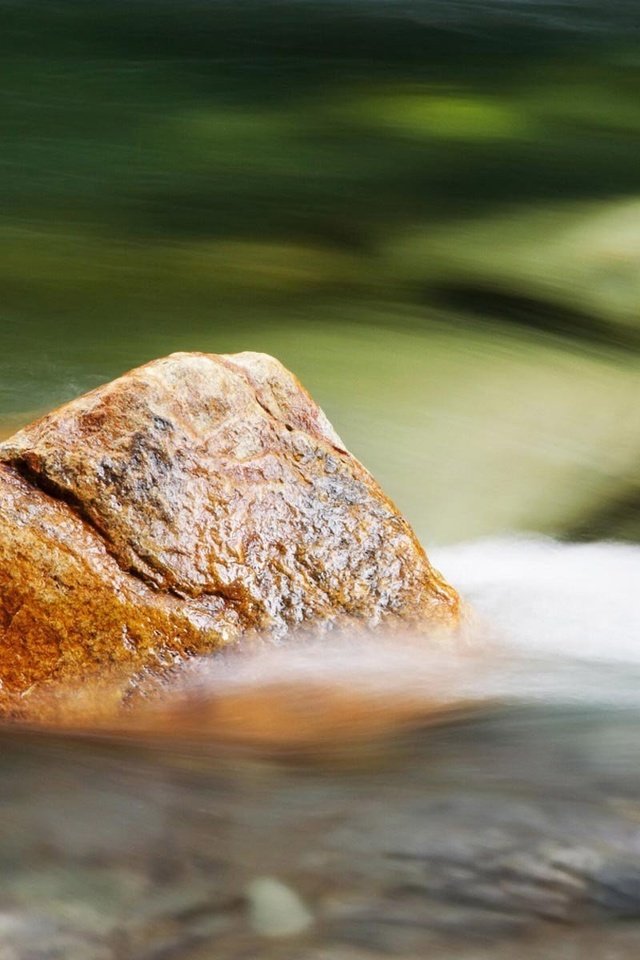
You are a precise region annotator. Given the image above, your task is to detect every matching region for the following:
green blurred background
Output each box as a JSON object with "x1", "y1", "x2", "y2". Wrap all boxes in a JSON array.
[{"x1": 1, "y1": 0, "x2": 639, "y2": 544}]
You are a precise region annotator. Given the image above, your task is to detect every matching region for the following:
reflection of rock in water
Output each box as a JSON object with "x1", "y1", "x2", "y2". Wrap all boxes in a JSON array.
[
  {"x1": 2, "y1": 702, "x2": 640, "y2": 959},
  {"x1": 0, "y1": 538, "x2": 639, "y2": 959}
]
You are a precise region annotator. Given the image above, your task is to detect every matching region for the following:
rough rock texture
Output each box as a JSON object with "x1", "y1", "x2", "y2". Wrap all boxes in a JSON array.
[{"x1": 0, "y1": 351, "x2": 459, "y2": 713}]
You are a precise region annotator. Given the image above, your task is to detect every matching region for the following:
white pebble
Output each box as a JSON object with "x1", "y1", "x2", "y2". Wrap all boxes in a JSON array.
[{"x1": 246, "y1": 876, "x2": 314, "y2": 938}]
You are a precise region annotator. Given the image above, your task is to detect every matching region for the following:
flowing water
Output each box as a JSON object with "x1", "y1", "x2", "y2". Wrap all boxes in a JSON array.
[{"x1": 1, "y1": 1, "x2": 640, "y2": 956}]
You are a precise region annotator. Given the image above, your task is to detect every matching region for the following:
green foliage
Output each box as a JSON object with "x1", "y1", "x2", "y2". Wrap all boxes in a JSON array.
[{"x1": 1, "y1": 2, "x2": 639, "y2": 540}]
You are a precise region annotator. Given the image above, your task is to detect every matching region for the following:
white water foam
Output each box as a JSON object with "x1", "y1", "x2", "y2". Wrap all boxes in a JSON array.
[{"x1": 436, "y1": 535, "x2": 640, "y2": 664}]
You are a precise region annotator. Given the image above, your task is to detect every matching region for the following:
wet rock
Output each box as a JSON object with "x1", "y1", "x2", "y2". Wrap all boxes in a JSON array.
[{"x1": 0, "y1": 351, "x2": 458, "y2": 715}]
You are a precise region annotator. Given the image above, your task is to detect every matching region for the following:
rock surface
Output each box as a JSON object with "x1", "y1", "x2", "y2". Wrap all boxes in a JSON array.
[{"x1": 0, "y1": 351, "x2": 458, "y2": 715}]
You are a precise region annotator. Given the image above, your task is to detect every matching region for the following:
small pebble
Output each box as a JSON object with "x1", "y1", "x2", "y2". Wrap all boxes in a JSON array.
[{"x1": 246, "y1": 876, "x2": 314, "y2": 938}]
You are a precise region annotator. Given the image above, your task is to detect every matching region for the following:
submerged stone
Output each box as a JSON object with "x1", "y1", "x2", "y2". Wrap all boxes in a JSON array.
[{"x1": 246, "y1": 876, "x2": 314, "y2": 937}]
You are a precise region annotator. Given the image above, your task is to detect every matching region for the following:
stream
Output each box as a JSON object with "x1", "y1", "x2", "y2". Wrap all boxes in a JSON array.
[{"x1": 1, "y1": 1, "x2": 639, "y2": 957}]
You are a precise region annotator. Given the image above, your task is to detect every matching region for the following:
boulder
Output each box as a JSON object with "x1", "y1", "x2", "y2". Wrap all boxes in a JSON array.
[{"x1": 0, "y1": 352, "x2": 459, "y2": 716}]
